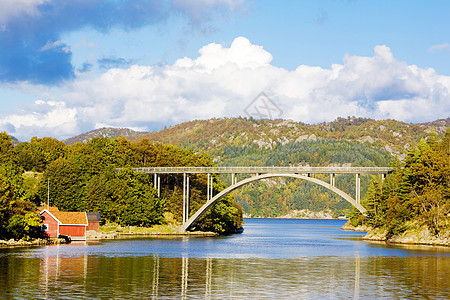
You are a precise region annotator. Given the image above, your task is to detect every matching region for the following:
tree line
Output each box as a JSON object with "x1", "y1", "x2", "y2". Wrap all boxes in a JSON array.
[
  {"x1": 349, "y1": 129, "x2": 450, "y2": 238},
  {"x1": 0, "y1": 133, "x2": 243, "y2": 240}
]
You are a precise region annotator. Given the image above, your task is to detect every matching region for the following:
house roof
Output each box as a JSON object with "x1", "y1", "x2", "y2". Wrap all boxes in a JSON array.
[
  {"x1": 39, "y1": 209, "x2": 88, "y2": 226},
  {"x1": 36, "y1": 206, "x2": 59, "y2": 214},
  {"x1": 86, "y1": 212, "x2": 101, "y2": 222},
  {"x1": 53, "y1": 211, "x2": 88, "y2": 225}
]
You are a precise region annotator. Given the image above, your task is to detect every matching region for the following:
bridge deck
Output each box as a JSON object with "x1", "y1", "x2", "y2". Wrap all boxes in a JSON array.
[{"x1": 130, "y1": 166, "x2": 393, "y2": 174}]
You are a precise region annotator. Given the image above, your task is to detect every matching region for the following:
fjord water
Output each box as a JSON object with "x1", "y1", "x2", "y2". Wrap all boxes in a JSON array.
[{"x1": 1, "y1": 219, "x2": 449, "y2": 299}]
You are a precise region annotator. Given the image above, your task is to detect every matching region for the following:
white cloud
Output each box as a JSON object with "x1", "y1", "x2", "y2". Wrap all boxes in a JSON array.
[
  {"x1": 429, "y1": 42, "x2": 450, "y2": 53},
  {"x1": 2, "y1": 36, "x2": 450, "y2": 140},
  {"x1": 0, "y1": 100, "x2": 78, "y2": 139},
  {"x1": 0, "y1": 0, "x2": 49, "y2": 25},
  {"x1": 40, "y1": 40, "x2": 71, "y2": 53}
]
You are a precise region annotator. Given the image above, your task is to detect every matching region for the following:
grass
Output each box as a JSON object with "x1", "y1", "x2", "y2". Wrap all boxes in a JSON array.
[{"x1": 100, "y1": 223, "x2": 176, "y2": 234}]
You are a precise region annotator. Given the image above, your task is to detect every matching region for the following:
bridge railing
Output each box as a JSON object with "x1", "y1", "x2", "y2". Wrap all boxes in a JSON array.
[{"x1": 127, "y1": 166, "x2": 393, "y2": 174}]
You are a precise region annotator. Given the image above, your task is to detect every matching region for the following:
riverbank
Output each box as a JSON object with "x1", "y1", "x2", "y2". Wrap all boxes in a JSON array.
[
  {"x1": 0, "y1": 225, "x2": 218, "y2": 248},
  {"x1": 245, "y1": 209, "x2": 341, "y2": 219},
  {"x1": 342, "y1": 221, "x2": 450, "y2": 247},
  {"x1": 0, "y1": 237, "x2": 68, "y2": 248},
  {"x1": 96, "y1": 224, "x2": 218, "y2": 238}
]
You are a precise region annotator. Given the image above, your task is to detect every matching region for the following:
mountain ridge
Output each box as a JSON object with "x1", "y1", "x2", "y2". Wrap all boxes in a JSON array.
[{"x1": 63, "y1": 117, "x2": 449, "y2": 160}]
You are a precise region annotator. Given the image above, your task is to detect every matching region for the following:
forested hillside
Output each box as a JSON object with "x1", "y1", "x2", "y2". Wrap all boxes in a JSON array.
[
  {"x1": 132, "y1": 117, "x2": 448, "y2": 217},
  {"x1": 57, "y1": 117, "x2": 449, "y2": 218},
  {"x1": 64, "y1": 127, "x2": 144, "y2": 145},
  {"x1": 0, "y1": 134, "x2": 243, "y2": 240},
  {"x1": 348, "y1": 130, "x2": 450, "y2": 243},
  {"x1": 136, "y1": 117, "x2": 450, "y2": 160}
]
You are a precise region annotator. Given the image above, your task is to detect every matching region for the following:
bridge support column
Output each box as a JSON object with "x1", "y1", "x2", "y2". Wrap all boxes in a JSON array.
[
  {"x1": 187, "y1": 176, "x2": 189, "y2": 223},
  {"x1": 158, "y1": 176, "x2": 160, "y2": 198},
  {"x1": 381, "y1": 173, "x2": 385, "y2": 181},
  {"x1": 210, "y1": 175, "x2": 213, "y2": 199},
  {"x1": 154, "y1": 174, "x2": 160, "y2": 198},
  {"x1": 183, "y1": 173, "x2": 186, "y2": 224},
  {"x1": 355, "y1": 174, "x2": 361, "y2": 204},
  {"x1": 330, "y1": 173, "x2": 336, "y2": 187},
  {"x1": 183, "y1": 174, "x2": 190, "y2": 224},
  {"x1": 231, "y1": 173, "x2": 238, "y2": 185},
  {"x1": 207, "y1": 173, "x2": 210, "y2": 201},
  {"x1": 206, "y1": 173, "x2": 214, "y2": 201}
]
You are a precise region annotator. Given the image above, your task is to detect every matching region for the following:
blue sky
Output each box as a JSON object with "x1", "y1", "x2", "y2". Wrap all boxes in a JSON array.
[{"x1": 0, "y1": 0, "x2": 449, "y2": 140}]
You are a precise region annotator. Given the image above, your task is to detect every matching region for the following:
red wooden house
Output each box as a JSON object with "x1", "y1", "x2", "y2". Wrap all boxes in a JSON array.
[
  {"x1": 86, "y1": 212, "x2": 101, "y2": 232},
  {"x1": 38, "y1": 207, "x2": 98, "y2": 241}
]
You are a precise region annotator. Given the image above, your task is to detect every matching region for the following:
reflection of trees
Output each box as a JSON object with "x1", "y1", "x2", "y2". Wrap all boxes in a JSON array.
[{"x1": 0, "y1": 254, "x2": 449, "y2": 298}]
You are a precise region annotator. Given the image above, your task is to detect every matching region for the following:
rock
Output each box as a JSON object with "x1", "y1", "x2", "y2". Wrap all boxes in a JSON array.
[
  {"x1": 295, "y1": 134, "x2": 308, "y2": 142},
  {"x1": 279, "y1": 209, "x2": 333, "y2": 219},
  {"x1": 307, "y1": 134, "x2": 317, "y2": 141},
  {"x1": 277, "y1": 136, "x2": 290, "y2": 145},
  {"x1": 358, "y1": 136, "x2": 375, "y2": 144},
  {"x1": 362, "y1": 222, "x2": 450, "y2": 247}
]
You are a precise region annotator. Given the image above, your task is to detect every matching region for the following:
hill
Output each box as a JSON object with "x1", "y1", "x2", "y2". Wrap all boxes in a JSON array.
[
  {"x1": 63, "y1": 127, "x2": 144, "y2": 145},
  {"x1": 134, "y1": 117, "x2": 450, "y2": 161},
  {"x1": 63, "y1": 117, "x2": 449, "y2": 218}
]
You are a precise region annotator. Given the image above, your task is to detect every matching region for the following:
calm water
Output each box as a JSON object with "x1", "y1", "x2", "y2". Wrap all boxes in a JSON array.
[{"x1": 1, "y1": 218, "x2": 449, "y2": 299}]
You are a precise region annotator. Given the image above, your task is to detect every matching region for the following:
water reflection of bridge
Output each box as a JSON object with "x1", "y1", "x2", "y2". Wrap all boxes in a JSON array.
[
  {"x1": 40, "y1": 249, "x2": 361, "y2": 299},
  {"x1": 129, "y1": 166, "x2": 393, "y2": 231}
]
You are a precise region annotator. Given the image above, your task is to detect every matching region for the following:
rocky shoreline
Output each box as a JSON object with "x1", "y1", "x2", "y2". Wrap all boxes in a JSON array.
[
  {"x1": 0, "y1": 230, "x2": 218, "y2": 249},
  {"x1": 245, "y1": 209, "x2": 337, "y2": 219},
  {"x1": 0, "y1": 237, "x2": 68, "y2": 248},
  {"x1": 342, "y1": 221, "x2": 450, "y2": 247}
]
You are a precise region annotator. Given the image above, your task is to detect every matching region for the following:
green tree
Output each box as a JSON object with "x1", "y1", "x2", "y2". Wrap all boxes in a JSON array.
[
  {"x1": 6, "y1": 213, "x2": 42, "y2": 240},
  {"x1": 15, "y1": 137, "x2": 67, "y2": 172}
]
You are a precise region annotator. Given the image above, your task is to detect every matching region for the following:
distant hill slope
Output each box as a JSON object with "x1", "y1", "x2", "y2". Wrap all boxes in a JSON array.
[
  {"x1": 64, "y1": 127, "x2": 144, "y2": 145},
  {"x1": 63, "y1": 117, "x2": 449, "y2": 161},
  {"x1": 134, "y1": 117, "x2": 450, "y2": 161},
  {"x1": 61, "y1": 117, "x2": 449, "y2": 217}
]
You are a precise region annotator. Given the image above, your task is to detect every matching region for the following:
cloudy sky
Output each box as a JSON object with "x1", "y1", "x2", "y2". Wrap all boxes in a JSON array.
[{"x1": 1, "y1": 0, "x2": 449, "y2": 141}]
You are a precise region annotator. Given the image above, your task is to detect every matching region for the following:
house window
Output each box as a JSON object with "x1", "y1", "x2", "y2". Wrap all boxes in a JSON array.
[{"x1": 41, "y1": 224, "x2": 48, "y2": 231}]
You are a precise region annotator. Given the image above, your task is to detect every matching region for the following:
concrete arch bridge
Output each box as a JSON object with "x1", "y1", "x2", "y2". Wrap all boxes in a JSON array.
[{"x1": 129, "y1": 166, "x2": 393, "y2": 232}]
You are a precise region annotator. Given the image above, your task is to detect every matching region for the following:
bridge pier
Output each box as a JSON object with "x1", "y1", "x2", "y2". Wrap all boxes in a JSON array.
[
  {"x1": 231, "y1": 173, "x2": 238, "y2": 185},
  {"x1": 355, "y1": 174, "x2": 361, "y2": 204},
  {"x1": 207, "y1": 173, "x2": 214, "y2": 201},
  {"x1": 207, "y1": 174, "x2": 210, "y2": 201},
  {"x1": 183, "y1": 174, "x2": 190, "y2": 224},
  {"x1": 330, "y1": 173, "x2": 336, "y2": 187},
  {"x1": 154, "y1": 174, "x2": 160, "y2": 198},
  {"x1": 210, "y1": 175, "x2": 213, "y2": 199}
]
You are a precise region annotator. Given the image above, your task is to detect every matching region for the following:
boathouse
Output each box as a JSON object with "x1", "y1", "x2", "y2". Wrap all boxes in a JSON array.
[
  {"x1": 37, "y1": 207, "x2": 100, "y2": 240},
  {"x1": 86, "y1": 212, "x2": 101, "y2": 231}
]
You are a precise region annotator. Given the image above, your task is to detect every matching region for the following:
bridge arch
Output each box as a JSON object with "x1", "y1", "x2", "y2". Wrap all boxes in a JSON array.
[{"x1": 182, "y1": 173, "x2": 366, "y2": 231}]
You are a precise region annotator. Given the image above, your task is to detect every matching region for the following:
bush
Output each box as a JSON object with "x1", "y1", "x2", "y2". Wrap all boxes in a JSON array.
[{"x1": 6, "y1": 213, "x2": 42, "y2": 240}]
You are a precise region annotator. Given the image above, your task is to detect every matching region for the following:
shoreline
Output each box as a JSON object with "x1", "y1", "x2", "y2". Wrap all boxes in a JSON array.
[
  {"x1": 0, "y1": 237, "x2": 68, "y2": 248},
  {"x1": 88, "y1": 230, "x2": 218, "y2": 240},
  {"x1": 341, "y1": 221, "x2": 450, "y2": 247},
  {"x1": 0, "y1": 226, "x2": 219, "y2": 249},
  {"x1": 244, "y1": 210, "x2": 342, "y2": 220}
]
